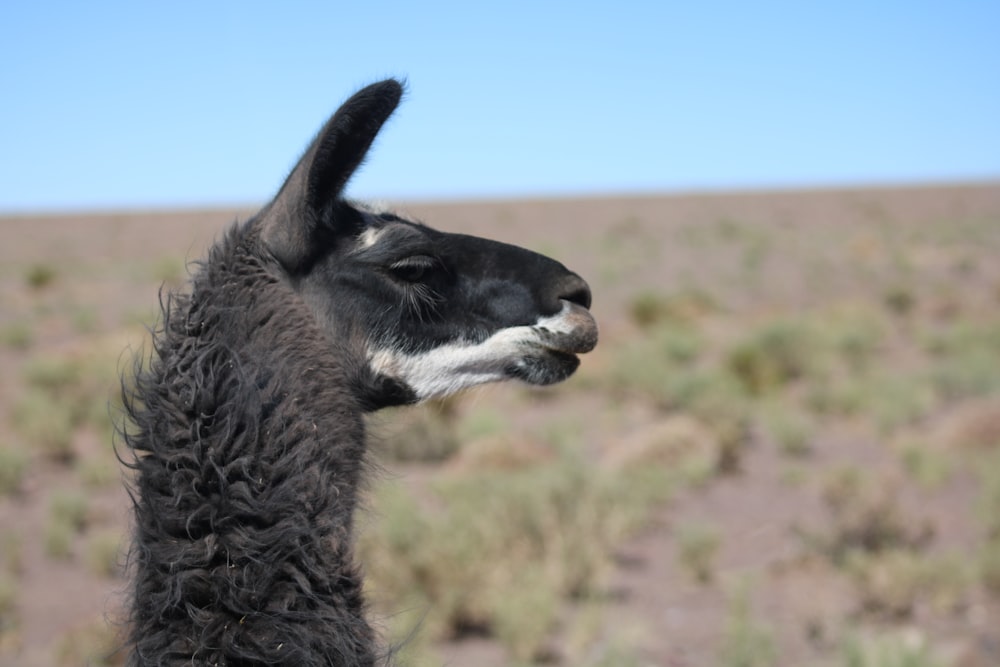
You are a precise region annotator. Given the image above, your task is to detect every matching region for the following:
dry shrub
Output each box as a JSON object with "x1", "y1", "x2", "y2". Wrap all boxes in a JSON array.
[
  {"x1": 981, "y1": 539, "x2": 1000, "y2": 595},
  {"x1": 759, "y1": 406, "x2": 814, "y2": 458},
  {"x1": 846, "y1": 550, "x2": 970, "y2": 619},
  {"x1": 371, "y1": 401, "x2": 460, "y2": 463},
  {"x1": 359, "y1": 451, "x2": 671, "y2": 662},
  {"x1": 725, "y1": 318, "x2": 819, "y2": 395},
  {"x1": 448, "y1": 433, "x2": 554, "y2": 472},
  {"x1": 13, "y1": 342, "x2": 125, "y2": 463},
  {"x1": 627, "y1": 288, "x2": 717, "y2": 329},
  {"x1": 936, "y1": 396, "x2": 1000, "y2": 452},
  {"x1": 0, "y1": 445, "x2": 28, "y2": 497},
  {"x1": 676, "y1": 522, "x2": 722, "y2": 584},
  {"x1": 54, "y1": 616, "x2": 125, "y2": 666},
  {"x1": 86, "y1": 530, "x2": 124, "y2": 578},
  {"x1": 604, "y1": 414, "x2": 719, "y2": 484},
  {"x1": 842, "y1": 630, "x2": 943, "y2": 667},
  {"x1": 897, "y1": 439, "x2": 952, "y2": 489},
  {"x1": 0, "y1": 575, "x2": 17, "y2": 638},
  {"x1": 718, "y1": 579, "x2": 775, "y2": 667},
  {"x1": 803, "y1": 468, "x2": 933, "y2": 563},
  {"x1": 25, "y1": 263, "x2": 57, "y2": 289}
]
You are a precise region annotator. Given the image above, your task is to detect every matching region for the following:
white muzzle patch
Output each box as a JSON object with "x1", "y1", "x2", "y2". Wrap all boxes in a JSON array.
[{"x1": 367, "y1": 300, "x2": 597, "y2": 400}]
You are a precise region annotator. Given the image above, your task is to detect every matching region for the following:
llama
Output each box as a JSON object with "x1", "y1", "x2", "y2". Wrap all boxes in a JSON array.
[{"x1": 121, "y1": 79, "x2": 597, "y2": 666}]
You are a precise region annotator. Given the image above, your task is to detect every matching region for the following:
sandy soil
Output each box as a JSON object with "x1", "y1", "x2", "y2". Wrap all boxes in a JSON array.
[{"x1": 1, "y1": 182, "x2": 999, "y2": 666}]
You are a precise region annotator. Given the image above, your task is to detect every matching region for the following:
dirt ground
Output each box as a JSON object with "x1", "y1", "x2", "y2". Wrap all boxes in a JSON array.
[{"x1": 1, "y1": 183, "x2": 999, "y2": 666}]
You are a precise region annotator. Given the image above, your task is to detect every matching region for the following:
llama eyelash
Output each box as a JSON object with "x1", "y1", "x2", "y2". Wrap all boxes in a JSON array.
[{"x1": 400, "y1": 281, "x2": 443, "y2": 320}]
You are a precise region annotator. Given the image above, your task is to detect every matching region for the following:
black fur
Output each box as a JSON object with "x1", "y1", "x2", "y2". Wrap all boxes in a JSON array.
[
  {"x1": 120, "y1": 79, "x2": 595, "y2": 666},
  {"x1": 123, "y1": 223, "x2": 378, "y2": 665}
]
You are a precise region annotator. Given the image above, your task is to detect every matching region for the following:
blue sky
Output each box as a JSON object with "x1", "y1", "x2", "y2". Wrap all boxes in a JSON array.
[{"x1": 1, "y1": 1, "x2": 998, "y2": 212}]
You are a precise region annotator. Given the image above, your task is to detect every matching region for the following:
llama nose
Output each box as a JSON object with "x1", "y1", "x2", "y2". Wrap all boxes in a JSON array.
[{"x1": 557, "y1": 274, "x2": 592, "y2": 310}]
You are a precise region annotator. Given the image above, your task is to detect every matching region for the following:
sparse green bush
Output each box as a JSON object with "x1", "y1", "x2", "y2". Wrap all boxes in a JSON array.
[
  {"x1": 50, "y1": 490, "x2": 89, "y2": 532},
  {"x1": 25, "y1": 263, "x2": 56, "y2": 289},
  {"x1": 451, "y1": 433, "x2": 554, "y2": 473},
  {"x1": 72, "y1": 306, "x2": 100, "y2": 334},
  {"x1": 79, "y1": 453, "x2": 119, "y2": 488},
  {"x1": 0, "y1": 445, "x2": 28, "y2": 496},
  {"x1": 151, "y1": 255, "x2": 186, "y2": 286},
  {"x1": 491, "y1": 568, "x2": 560, "y2": 662},
  {"x1": 0, "y1": 574, "x2": 17, "y2": 634},
  {"x1": 680, "y1": 386, "x2": 751, "y2": 475},
  {"x1": 12, "y1": 391, "x2": 75, "y2": 461},
  {"x1": 0, "y1": 533, "x2": 22, "y2": 580},
  {"x1": 717, "y1": 580, "x2": 775, "y2": 667},
  {"x1": 627, "y1": 288, "x2": 717, "y2": 329},
  {"x1": 846, "y1": 550, "x2": 931, "y2": 618},
  {"x1": 53, "y1": 616, "x2": 124, "y2": 667},
  {"x1": 85, "y1": 530, "x2": 122, "y2": 578},
  {"x1": 841, "y1": 630, "x2": 943, "y2": 667},
  {"x1": 760, "y1": 407, "x2": 814, "y2": 458},
  {"x1": 372, "y1": 403, "x2": 460, "y2": 463},
  {"x1": 882, "y1": 285, "x2": 916, "y2": 316},
  {"x1": 23, "y1": 355, "x2": 86, "y2": 408},
  {"x1": 864, "y1": 372, "x2": 937, "y2": 434},
  {"x1": 533, "y1": 415, "x2": 585, "y2": 451},
  {"x1": 607, "y1": 414, "x2": 720, "y2": 487},
  {"x1": 647, "y1": 325, "x2": 705, "y2": 366},
  {"x1": 456, "y1": 406, "x2": 508, "y2": 443},
  {"x1": 924, "y1": 321, "x2": 1000, "y2": 400},
  {"x1": 45, "y1": 489, "x2": 94, "y2": 560},
  {"x1": 824, "y1": 307, "x2": 886, "y2": 371},
  {"x1": 898, "y1": 441, "x2": 951, "y2": 489},
  {"x1": 44, "y1": 519, "x2": 74, "y2": 560},
  {"x1": 977, "y1": 448, "x2": 1000, "y2": 540},
  {"x1": 980, "y1": 538, "x2": 1000, "y2": 595},
  {"x1": 359, "y1": 450, "x2": 671, "y2": 657},
  {"x1": 805, "y1": 468, "x2": 933, "y2": 563},
  {"x1": 725, "y1": 319, "x2": 818, "y2": 395},
  {"x1": 676, "y1": 522, "x2": 721, "y2": 584},
  {"x1": 13, "y1": 347, "x2": 120, "y2": 461},
  {"x1": 805, "y1": 378, "x2": 867, "y2": 417},
  {"x1": 582, "y1": 637, "x2": 647, "y2": 667},
  {"x1": 0, "y1": 322, "x2": 33, "y2": 349}
]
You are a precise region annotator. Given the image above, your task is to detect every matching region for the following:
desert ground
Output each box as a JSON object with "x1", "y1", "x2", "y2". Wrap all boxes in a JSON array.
[{"x1": 1, "y1": 183, "x2": 999, "y2": 666}]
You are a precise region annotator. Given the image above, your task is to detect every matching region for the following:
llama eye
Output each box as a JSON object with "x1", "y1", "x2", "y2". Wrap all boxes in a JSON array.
[{"x1": 388, "y1": 256, "x2": 436, "y2": 283}]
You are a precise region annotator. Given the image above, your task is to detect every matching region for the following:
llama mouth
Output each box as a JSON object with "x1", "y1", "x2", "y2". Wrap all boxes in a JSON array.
[
  {"x1": 510, "y1": 347, "x2": 581, "y2": 386},
  {"x1": 535, "y1": 301, "x2": 599, "y2": 355},
  {"x1": 511, "y1": 302, "x2": 597, "y2": 386}
]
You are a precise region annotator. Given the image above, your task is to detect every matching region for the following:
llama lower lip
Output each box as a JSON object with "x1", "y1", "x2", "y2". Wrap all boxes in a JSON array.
[
  {"x1": 511, "y1": 348, "x2": 580, "y2": 385},
  {"x1": 538, "y1": 329, "x2": 597, "y2": 355},
  {"x1": 553, "y1": 302, "x2": 598, "y2": 354}
]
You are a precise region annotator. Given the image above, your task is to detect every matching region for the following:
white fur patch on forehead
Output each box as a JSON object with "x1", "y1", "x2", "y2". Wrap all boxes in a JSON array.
[
  {"x1": 367, "y1": 301, "x2": 597, "y2": 400},
  {"x1": 357, "y1": 226, "x2": 388, "y2": 250}
]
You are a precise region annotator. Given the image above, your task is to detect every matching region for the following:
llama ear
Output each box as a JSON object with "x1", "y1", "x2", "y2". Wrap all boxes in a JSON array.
[{"x1": 260, "y1": 79, "x2": 404, "y2": 269}]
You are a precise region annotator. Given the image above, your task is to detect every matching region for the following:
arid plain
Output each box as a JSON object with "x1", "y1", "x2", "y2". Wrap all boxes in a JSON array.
[{"x1": 1, "y1": 183, "x2": 999, "y2": 666}]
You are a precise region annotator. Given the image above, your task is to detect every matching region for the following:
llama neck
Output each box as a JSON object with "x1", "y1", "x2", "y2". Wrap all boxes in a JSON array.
[{"x1": 126, "y1": 226, "x2": 376, "y2": 665}]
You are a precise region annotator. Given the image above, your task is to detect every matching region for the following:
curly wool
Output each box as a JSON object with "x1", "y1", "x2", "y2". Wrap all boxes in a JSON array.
[{"x1": 121, "y1": 221, "x2": 380, "y2": 666}]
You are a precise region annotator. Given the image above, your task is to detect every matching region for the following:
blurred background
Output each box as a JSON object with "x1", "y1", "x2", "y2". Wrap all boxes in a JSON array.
[{"x1": 1, "y1": 2, "x2": 999, "y2": 666}]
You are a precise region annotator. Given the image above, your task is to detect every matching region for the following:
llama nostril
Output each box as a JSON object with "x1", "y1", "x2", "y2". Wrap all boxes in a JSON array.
[{"x1": 559, "y1": 276, "x2": 592, "y2": 310}]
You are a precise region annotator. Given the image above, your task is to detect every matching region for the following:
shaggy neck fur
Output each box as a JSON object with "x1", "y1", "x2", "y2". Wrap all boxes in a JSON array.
[{"x1": 123, "y1": 221, "x2": 377, "y2": 666}]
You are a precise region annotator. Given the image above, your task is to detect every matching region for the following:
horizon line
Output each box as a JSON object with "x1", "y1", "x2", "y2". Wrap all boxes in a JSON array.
[{"x1": 2, "y1": 177, "x2": 998, "y2": 219}]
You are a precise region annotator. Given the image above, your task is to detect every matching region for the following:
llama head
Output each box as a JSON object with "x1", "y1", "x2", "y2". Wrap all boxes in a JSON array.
[{"x1": 258, "y1": 79, "x2": 597, "y2": 410}]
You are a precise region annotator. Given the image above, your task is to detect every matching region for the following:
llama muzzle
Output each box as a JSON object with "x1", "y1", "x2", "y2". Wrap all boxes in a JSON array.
[{"x1": 541, "y1": 300, "x2": 599, "y2": 355}]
